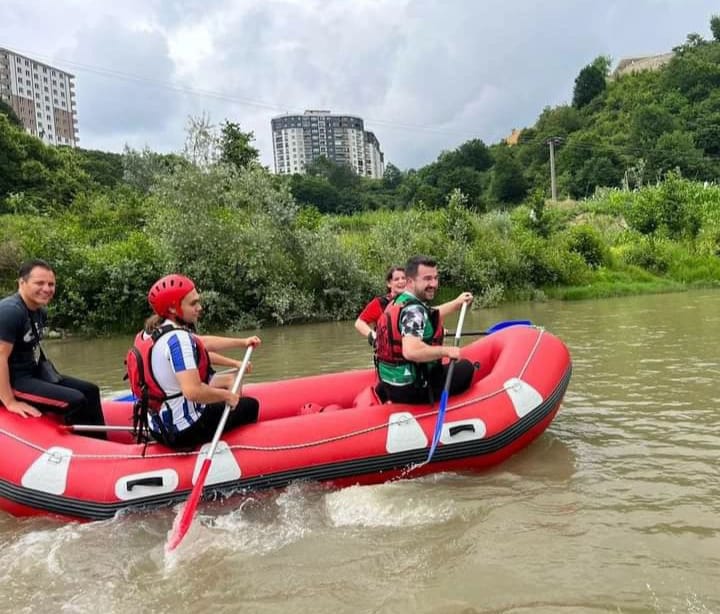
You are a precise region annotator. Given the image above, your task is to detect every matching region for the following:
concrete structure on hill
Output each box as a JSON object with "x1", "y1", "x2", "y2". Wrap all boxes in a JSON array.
[
  {"x1": 271, "y1": 110, "x2": 384, "y2": 178},
  {"x1": 612, "y1": 52, "x2": 674, "y2": 78},
  {"x1": 0, "y1": 47, "x2": 78, "y2": 147}
]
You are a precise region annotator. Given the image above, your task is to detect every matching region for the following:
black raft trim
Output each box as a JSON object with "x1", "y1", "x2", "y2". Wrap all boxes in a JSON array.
[{"x1": 0, "y1": 365, "x2": 572, "y2": 520}]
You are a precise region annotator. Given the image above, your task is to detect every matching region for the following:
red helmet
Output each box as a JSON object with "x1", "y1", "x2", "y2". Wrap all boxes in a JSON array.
[{"x1": 148, "y1": 274, "x2": 196, "y2": 319}]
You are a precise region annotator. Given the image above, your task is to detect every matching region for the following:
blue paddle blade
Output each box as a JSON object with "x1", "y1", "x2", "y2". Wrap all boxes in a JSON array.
[
  {"x1": 486, "y1": 319, "x2": 532, "y2": 334},
  {"x1": 427, "y1": 389, "x2": 449, "y2": 462}
]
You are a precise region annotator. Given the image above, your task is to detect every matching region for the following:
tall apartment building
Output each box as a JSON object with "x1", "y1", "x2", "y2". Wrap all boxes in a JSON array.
[
  {"x1": 271, "y1": 110, "x2": 384, "y2": 178},
  {"x1": 0, "y1": 47, "x2": 78, "y2": 147}
]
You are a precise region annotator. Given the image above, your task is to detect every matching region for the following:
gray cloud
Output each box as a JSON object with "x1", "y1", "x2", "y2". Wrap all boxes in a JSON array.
[{"x1": 61, "y1": 19, "x2": 178, "y2": 141}]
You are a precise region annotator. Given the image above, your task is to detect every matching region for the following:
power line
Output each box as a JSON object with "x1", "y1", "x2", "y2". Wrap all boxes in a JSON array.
[
  {"x1": 523, "y1": 134, "x2": 720, "y2": 162},
  {"x1": 8, "y1": 46, "x2": 720, "y2": 164},
  {"x1": 8, "y1": 47, "x2": 475, "y2": 138}
]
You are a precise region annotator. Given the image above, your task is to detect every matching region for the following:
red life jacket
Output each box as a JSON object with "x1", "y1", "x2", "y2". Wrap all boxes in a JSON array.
[
  {"x1": 125, "y1": 324, "x2": 211, "y2": 413},
  {"x1": 377, "y1": 294, "x2": 391, "y2": 311},
  {"x1": 374, "y1": 295, "x2": 444, "y2": 364}
]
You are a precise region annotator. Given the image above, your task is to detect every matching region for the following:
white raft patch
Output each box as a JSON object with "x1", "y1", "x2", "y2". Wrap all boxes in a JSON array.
[
  {"x1": 504, "y1": 377, "x2": 543, "y2": 418},
  {"x1": 192, "y1": 441, "x2": 241, "y2": 485},
  {"x1": 386, "y1": 412, "x2": 428, "y2": 453},
  {"x1": 21, "y1": 446, "x2": 72, "y2": 495}
]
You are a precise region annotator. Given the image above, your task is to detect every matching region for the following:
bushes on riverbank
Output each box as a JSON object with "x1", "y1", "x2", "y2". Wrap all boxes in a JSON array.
[{"x1": 2, "y1": 160, "x2": 719, "y2": 334}]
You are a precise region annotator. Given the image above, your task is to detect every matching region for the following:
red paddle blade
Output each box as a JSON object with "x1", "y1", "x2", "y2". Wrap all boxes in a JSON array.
[{"x1": 166, "y1": 458, "x2": 212, "y2": 551}]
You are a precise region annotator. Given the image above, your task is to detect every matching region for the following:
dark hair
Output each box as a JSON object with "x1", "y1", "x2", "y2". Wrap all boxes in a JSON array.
[
  {"x1": 385, "y1": 266, "x2": 405, "y2": 283},
  {"x1": 18, "y1": 259, "x2": 55, "y2": 280},
  {"x1": 404, "y1": 255, "x2": 437, "y2": 279}
]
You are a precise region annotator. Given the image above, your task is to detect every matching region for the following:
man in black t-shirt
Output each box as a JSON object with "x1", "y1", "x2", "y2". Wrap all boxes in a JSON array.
[{"x1": 0, "y1": 259, "x2": 105, "y2": 436}]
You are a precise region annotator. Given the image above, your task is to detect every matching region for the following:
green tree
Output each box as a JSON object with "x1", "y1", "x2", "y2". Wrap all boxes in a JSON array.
[
  {"x1": 647, "y1": 131, "x2": 707, "y2": 179},
  {"x1": 591, "y1": 55, "x2": 612, "y2": 77},
  {"x1": 305, "y1": 156, "x2": 359, "y2": 189},
  {"x1": 0, "y1": 114, "x2": 92, "y2": 213},
  {"x1": 446, "y1": 139, "x2": 493, "y2": 172},
  {"x1": 694, "y1": 112, "x2": 720, "y2": 155},
  {"x1": 122, "y1": 146, "x2": 187, "y2": 194},
  {"x1": 711, "y1": 15, "x2": 720, "y2": 42},
  {"x1": 0, "y1": 100, "x2": 22, "y2": 128},
  {"x1": 664, "y1": 37, "x2": 720, "y2": 101},
  {"x1": 74, "y1": 148, "x2": 124, "y2": 189},
  {"x1": 290, "y1": 173, "x2": 341, "y2": 213},
  {"x1": 219, "y1": 121, "x2": 260, "y2": 170},
  {"x1": 629, "y1": 104, "x2": 676, "y2": 148},
  {"x1": 437, "y1": 166, "x2": 486, "y2": 209},
  {"x1": 572, "y1": 63, "x2": 606, "y2": 109},
  {"x1": 382, "y1": 163, "x2": 404, "y2": 189},
  {"x1": 489, "y1": 146, "x2": 527, "y2": 203}
]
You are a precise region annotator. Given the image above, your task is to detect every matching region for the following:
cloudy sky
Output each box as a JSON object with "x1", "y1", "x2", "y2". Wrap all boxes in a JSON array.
[{"x1": 2, "y1": 0, "x2": 718, "y2": 170}]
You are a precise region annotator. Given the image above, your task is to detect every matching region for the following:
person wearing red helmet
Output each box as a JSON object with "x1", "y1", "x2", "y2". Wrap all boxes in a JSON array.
[
  {"x1": 0, "y1": 259, "x2": 106, "y2": 438},
  {"x1": 127, "y1": 274, "x2": 261, "y2": 448}
]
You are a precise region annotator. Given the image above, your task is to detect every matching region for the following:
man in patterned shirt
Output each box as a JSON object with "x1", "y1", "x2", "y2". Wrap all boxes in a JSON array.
[{"x1": 375, "y1": 255, "x2": 475, "y2": 404}]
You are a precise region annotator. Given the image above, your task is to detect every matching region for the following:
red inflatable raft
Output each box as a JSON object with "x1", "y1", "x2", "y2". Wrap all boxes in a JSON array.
[{"x1": 0, "y1": 325, "x2": 571, "y2": 521}]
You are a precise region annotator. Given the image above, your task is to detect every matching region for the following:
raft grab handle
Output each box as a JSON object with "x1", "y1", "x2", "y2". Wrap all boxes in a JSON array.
[
  {"x1": 127, "y1": 476, "x2": 164, "y2": 490},
  {"x1": 448, "y1": 424, "x2": 476, "y2": 437}
]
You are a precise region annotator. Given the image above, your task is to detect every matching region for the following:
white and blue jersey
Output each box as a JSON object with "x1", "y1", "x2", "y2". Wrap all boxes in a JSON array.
[{"x1": 148, "y1": 321, "x2": 205, "y2": 433}]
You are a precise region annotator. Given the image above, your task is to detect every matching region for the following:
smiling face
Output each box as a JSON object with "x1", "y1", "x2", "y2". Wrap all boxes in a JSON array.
[
  {"x1": 18, "y1": 266, "x2": 56, "y2": 310},
  {"x1": 407, "y1": 264, "x2": 439, "y2": 302},
  {"x1": 387, "y1": 269, "x2": 407, "y2": 297}
]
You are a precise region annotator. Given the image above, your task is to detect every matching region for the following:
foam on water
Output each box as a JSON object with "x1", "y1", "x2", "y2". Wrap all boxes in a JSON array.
[
  {"x1": 162, "y1": 482, "x2": 325, "y2": 570},
  {"x1": 324, "y1": 481, "x2": 457, "y2": 528},
  {"x1": 5, "y1": 523, "x2": 82, "y2": 575}
]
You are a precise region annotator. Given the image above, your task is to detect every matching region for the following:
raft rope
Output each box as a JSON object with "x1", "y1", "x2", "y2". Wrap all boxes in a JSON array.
[{"x1": 0, "y1": 328, "x2": 545, "y2": 462}]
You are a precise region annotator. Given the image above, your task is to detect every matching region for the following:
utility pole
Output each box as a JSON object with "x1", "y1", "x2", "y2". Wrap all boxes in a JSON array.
[{"x1": 545, "y1": 137, "x2": 563, "y2": 201}]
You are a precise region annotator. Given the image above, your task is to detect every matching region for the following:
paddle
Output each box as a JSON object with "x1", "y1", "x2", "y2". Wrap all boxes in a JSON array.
[
  {"x1": 427, "y1": 301, "x2": 469, "y2": 463},
  {"x1": 444, "y1": 319, "x2": 532, "y2": 337},
  {"x1": 166, "y1": 344, "x2": 254, "y2": 552},
  {"x1": 62, "y1": 425, "x2": 136, "y2": 432}
]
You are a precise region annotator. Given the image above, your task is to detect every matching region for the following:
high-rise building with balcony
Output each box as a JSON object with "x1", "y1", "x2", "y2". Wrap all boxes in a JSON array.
[
  {"x1": 0, "y1": 47, "x2": 79, "y2": 147},
  {"x1": 271, "y1": 110, "x2": 384, "y2": 178}
]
